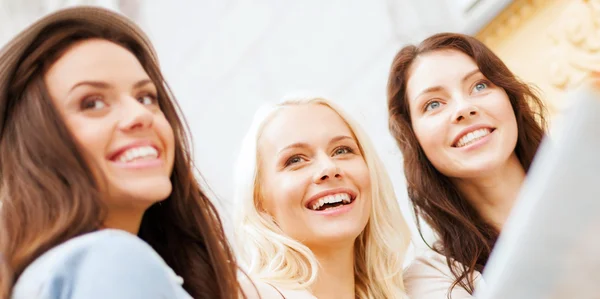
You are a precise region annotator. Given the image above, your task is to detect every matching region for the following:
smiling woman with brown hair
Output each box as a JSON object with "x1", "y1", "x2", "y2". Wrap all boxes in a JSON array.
[
  {"x1": 0, "y1": 6, "x2": 246, "y2": 299},
  {"x1": 387, "y1": 33, "x2": 548, "y2": 298}
]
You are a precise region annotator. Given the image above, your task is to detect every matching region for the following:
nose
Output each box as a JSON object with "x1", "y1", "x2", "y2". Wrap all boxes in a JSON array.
[
  {"x1": 118, "y1": 97, "x2": 154, "y2": 131},
  {"x1": 452, "y1": 97, "x2": 479, "y2": 123},
  {"x1": 313, "y1": 156, "x2": 343, "y2": 184}
]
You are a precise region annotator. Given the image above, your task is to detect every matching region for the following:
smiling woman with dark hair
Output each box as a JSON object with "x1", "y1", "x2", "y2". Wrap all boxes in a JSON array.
[
  {"x1": 0, "y1": 6, "x2": 247, "y2": 299},
  {"x1": 387, "y1": 32, "x2": 548, "y2": 298}
]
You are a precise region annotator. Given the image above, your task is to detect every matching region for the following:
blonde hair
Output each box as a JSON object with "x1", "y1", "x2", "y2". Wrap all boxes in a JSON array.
[{"x1": 233, "y1": 96, "x2": 411, "y2": 298}]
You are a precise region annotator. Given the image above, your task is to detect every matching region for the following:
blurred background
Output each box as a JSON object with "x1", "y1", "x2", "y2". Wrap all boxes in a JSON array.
[{"x1": 1, "y1": 0, "x2": 596, "y2": 250}]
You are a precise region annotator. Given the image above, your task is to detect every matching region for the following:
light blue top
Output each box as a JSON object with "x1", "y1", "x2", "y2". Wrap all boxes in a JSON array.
[{"x1": 12, "y1": 229, "x2": 192, "y2": 299}]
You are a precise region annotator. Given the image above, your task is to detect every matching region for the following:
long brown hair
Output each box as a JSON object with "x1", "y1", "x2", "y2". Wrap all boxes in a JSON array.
[
  {"x1": 387, "y1": 33, "x2": 547, "y2": 295},
  {"x1": 0, "y1": 7, "x2": 243, "y2": 299}
]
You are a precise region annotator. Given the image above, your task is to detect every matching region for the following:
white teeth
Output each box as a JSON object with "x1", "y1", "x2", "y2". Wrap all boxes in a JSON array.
[
  {"x1": 310, "y1": 193, "x2": 352, "y2": 210},
  {"x1": 456, "y1": 128, "x2": 491, "y2": 148},
  {"x1": 117, "y1": 146, "x2": 158, "y2": 163}
]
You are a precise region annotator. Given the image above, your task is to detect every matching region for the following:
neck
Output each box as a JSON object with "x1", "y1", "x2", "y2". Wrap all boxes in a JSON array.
[
  {"x1": 102, "y1": 205, "x2": 145, "y2": 235},
  {"x1": 452, "y1": 153, "x2": 526, "y2": 231},
  {"x1": 309, "y1": 242, "x2": 355, "y2": 299}
]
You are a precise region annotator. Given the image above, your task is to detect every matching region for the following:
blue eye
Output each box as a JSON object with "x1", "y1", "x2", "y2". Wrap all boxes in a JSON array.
[
  {"x1": 473, "y1": 82, "x2": 488, "y2": 93},
  {"x1": 285, "y1": 155, "x2": 305, "y2": 166},
  {"x1": 333, "y1": 146, "x2": 352, "y2": 155},
  {"x1": 425, "y1": 100, "x2": 441, "y2": 111}
]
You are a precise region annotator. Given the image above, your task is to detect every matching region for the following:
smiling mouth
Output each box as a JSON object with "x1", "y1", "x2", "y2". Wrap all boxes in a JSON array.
[
  {"x1": 308, "y1": 193, "x2": 355, "y2": 211},
  {"x1": 111, "y1": 145, "x2": 160, "y2": 163},
  {"x1": 453, "y1": 128, "x2": 495, "y2": 148}
]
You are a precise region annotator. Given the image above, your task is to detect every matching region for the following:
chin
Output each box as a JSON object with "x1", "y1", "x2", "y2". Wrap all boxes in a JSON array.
[
  {"x1": 453, "y1": 165, "x2": 503, "y2": 179},
  {"x1": 309, "y1": 225, "x2": 366, "y2": 246},
  {"x1": 443, "y1": 154, "x2": 509, "y2": 178},
  {"x1": 115, "y1": 178, "x2": 173, "y2": 202}
]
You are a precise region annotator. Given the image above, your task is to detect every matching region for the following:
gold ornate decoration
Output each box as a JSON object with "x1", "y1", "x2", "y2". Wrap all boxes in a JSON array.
[
  {"x1": 476, "y1": 0, "x2": 548, "y2": 48},
  {"x1": 548, "y1": 0, "x2": 600, "y2": 90}
]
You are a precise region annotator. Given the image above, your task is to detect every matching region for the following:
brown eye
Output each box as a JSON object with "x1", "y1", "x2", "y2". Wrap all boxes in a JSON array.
[
  {"x1": 138, "y1": 94, "x2": 157, "y2": 105},
  {"x1": 81, "y1": 96, "x2": 107, "y2": 110}
]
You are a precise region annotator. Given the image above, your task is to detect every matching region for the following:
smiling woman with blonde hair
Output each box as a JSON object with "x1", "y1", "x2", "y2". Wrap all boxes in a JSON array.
[{"x1": 233, "y1": 96, "x2": 411, "y2": 299}]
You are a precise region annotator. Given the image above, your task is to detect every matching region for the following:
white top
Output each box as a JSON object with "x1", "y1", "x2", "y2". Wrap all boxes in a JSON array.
[
  {"x1": 238, "y1": 275, "x2": 317, "y2": 299},
  {"x1": 404, "y1": 250, "x2": 486, "y2": 299}
]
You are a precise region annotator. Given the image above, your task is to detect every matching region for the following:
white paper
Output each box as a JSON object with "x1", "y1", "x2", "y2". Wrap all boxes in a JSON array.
[{"x1": 476, "y1": 86, "x2": 600, "y2": 299}]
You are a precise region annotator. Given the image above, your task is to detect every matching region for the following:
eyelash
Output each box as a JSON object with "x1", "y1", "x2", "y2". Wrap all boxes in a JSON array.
[
  {"x1": 283, "y1": 146, "x2": 355, "y2": 167},
  {"x1": 423, "y1": 99, "x2": 442, "y2": 112},
  {"x1": 472, "y1": 80, "x2": 490, "y2": 93},
  {"x1": 80, "y1": 95, "x2": 105, "y2": 111},
  {"x1": 79, "y1": 92, "x2": 159, "y2": 111},
  {"x1": 138, "y1": 92, "x2": 159, "y2": 105},
  {"x1": 422, "y1": 79, "x2": 492, "y2": 112},
  {"x1": 333, "y1": 146, "x2": 353, "y2": 155},
  {"x1": 284, "y1": 155, "x2": 304, "y2": 167}
]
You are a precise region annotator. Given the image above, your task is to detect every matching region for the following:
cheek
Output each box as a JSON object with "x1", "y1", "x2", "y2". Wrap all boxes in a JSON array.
[
  {"x1": 155, "y1": 116, "x2": 175, "y2": 163},
  {"x1": 354, "y1": 160, "x2": 371, "y2": 192},
  {"x1": 501, "y1": 100, "x2": 518, "y2": 125},
  {"x1": 62, "y1": 117, "x2": 113, "y2": 188},
  {"x1": 349, "y1": 159, "x2": 373, "y2": 221},
  {"x1": 65, "y1": 116, "x2": 111, "y2": 158},
  {"x1": 487, "y1": 90, "x2": 513, "y2": 119},
  {"x1": 413, "y1": 118, "x2": 447, "y2": 160},
  {"x1": 261, "y1": 171, "x2": 307, "y2": 220},
  {"x1": 504, "y1": 106, "x2": 519, "y2": 148},
  {"x1": 490, "y1": 93, "x2": 519, "y2": 140}
]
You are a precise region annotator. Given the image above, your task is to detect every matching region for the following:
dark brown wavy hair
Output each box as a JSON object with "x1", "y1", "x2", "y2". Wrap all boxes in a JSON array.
[
  {"x1": 387, "y1": 33, "x2": 547, "y2": 296},
  {"x1": 0, "y1": 7, "x2": 244, "y2": 299}
]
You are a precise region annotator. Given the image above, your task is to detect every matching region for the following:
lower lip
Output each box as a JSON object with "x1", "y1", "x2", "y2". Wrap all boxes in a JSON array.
[
  {"x1": 455, "y1": 130, "x2": 495, "y2": 151},
  {"x1": 309, "y1": 198, "x2": 357, "y2": 216},
  {"x1": 110, "y1": 158, "x2": 164, "y2": 169}
]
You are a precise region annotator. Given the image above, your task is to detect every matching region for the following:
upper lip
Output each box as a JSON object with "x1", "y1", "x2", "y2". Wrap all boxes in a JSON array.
[
  {"x1": 451, "y1": 124, "x2": 495, "y2": 147},
  {"x1": 305, "y1": 187, "x2": 357, "y2": 209},
  {"x1": 107, "y1": 140, "x2": 161, "y2": 161}
]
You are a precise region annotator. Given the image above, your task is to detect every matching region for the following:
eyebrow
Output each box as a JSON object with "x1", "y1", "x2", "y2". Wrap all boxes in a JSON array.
[
  {"x1": 68, "y1": 79, "x2": 153, "y2": 93},
  {"x1": 277, "y1": 135, "x2": 355, "y2": 155},
  {"x1": 415, "y1": 69, "x2": 481, "y2": 100}
]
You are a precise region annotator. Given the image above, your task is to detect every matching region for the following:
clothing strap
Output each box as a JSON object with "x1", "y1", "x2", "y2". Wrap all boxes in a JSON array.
[{"x1": 264, "y1": 282, "x2": 286, "y2": 299}]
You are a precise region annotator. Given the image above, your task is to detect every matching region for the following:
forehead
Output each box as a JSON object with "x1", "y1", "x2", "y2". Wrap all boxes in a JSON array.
[
  {"x1": 406, "y1": 49, "x2": 479, "y2": 96},
  {"x1": 260, "y1": 104, "x2": 354, "y2": 151},
  {"x1": 45, "y1": 39, "x2": 148, "y2": 89}
]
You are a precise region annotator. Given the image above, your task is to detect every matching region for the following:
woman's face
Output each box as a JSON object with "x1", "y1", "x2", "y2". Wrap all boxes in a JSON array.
[
  {"x1": 257, "y1": 104, "x2": 371, "y2": 248},
  {"x1": 406, "y1": 49, "x2": 519, "y2": 179},
  {"x1": 45, "y1": 39, "x2": 175, "y2": 212}
]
